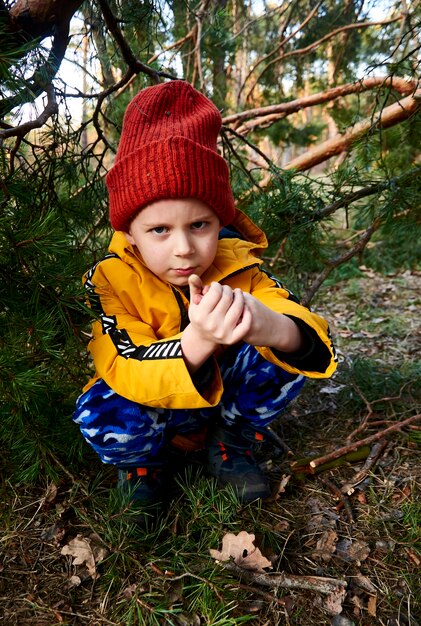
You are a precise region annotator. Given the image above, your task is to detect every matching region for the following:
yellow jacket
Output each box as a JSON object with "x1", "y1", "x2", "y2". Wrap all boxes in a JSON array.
[{"x1": 82, "y1": 210, "x2": 337, "y2": 408}]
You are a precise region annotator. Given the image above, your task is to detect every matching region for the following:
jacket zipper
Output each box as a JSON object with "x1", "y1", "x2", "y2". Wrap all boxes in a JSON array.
[
  {"x1": 171, "y1": 286, "x2": 190, "y2": 332},
  {"x1": 222, "y1": 262, "x2": 260, "y2": 281}
]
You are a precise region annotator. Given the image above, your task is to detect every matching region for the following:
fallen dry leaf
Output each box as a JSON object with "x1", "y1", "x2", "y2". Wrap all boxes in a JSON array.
[
  {"x1": 210, "y1": 531, "x2": 272, "y2": 573},
  {"x1": 352, "y1": 573, "x2": 377, "y2": 594},
  {"x1": 392, "y1": 483, "x2": 412, "y2": 504},
  {"x1": 367, "y1": 594, "x2": 377, "y2": 617},
  {"x1": 273, "y1": 520, "x2": 290, "y2": 532},
  {"x1": 336, "y1": 538, "x2": 370, "y2": 564},
  {"x1": 404, "y1": 546, "x2": 421, "y2": 566},
  {"x1": 43, "y1": 483, "x2": 58, "y2": 505},
  {"x1": 313, "y1": 529, "x2": 338, "y2": 562},
  {"x1": 61, "y1": 535, "x2": 96, "y2": 577},
  {"x1": 350, "y1": 593, "x2": 364, "y2": 613},
  {"x1": 347, "y1": 539, "x2": 370, "y2": 564},
  {"x1": 273, "y1": 474, "x2": 291, "y2": 499},
  {"x1": 61, "y1": 534, "x2": 107, "y2": 579}
]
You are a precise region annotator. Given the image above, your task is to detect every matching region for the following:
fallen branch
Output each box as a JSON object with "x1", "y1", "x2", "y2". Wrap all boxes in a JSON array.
[
  {"x1": 221, "y1": 561, "x2": 347, "y2": 594},
  {"x1": 309, "y1": 414, "x2": 421, "y2": 470},
  {"x1": 290, "y1": 446, "x2": 370, "y2": 478},
  {"x1": 340, "y1": 440, "x2": 390, "y2": 495},
  {"x1": 284, "y1": 89, "x2": 421, "y2": 172},
  {"x1": 233, "y1": 583, "x2": 289, "y2": 607},
  {"x1": 223, "y1": 76, "x2": 416, "y2": 128}
]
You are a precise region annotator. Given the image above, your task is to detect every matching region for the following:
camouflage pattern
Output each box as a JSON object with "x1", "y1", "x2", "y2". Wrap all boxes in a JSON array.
[{"x1": 73, "y1": 342, "x2": 304, "y2": 466}]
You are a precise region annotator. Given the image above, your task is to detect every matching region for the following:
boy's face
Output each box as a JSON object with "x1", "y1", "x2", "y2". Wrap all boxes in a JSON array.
[{"x1": 124, "y1": 198, "x2": 221, "y2": 287}]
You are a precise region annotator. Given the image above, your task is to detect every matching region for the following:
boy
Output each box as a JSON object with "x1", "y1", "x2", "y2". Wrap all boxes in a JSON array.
[{"x1": 73, "y1": 80, "x2": 337, "y2": 505}]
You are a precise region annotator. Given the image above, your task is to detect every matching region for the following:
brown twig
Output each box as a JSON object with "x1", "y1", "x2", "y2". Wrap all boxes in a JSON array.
[
  {"x1": 303, "y1": 217, "x2": 382, "y2": 306},
  {"x1": 222, "y1": 125, "x2": 276, "y2": 169},
  {"x1": 269, "y1": 237, "x2": 287, "y2": 267},
  {"x1": 233, "y1": 583, "x2": 288, "y2": 606},
  {"x1": 340, "y1": 439, "x2": 390, "y2": 495},
  {"x1": 191, "y1": 0, "x2": 211, "y2": 90},
  {"x1": 0, "y1": 84, "x2": 58, "y2": 141},
  {"x1": 346, "y1": 380, "x2": 414, "y2": 441},
  {"x1": 319, "y1": 477, "x2": 354, "y2": 524},
  {"x1": 148, "y1": 29, "x2": 196, "y2": 65},
  {"x1": 220, "y1": 128, "x2": 264, "y2": 192},
  {"x1": 221, "y1": 562, "x2": 347, "y2": 594},
  {"x1": 309, "y1": 414, "x2": 421, "y2": 470}
]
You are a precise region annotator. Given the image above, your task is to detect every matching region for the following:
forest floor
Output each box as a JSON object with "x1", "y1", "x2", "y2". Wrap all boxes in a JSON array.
[{"x1": 1, "y1": 269, "x2": 420, "y2": 626}]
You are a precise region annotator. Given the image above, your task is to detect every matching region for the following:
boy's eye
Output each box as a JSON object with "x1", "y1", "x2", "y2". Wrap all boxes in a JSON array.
[
  {"x1": 151, "y1": 226, "x2": 167, "y2": 234},
  {"x1": 191, "y1": 221, "x2": 207, "y2": 230}
]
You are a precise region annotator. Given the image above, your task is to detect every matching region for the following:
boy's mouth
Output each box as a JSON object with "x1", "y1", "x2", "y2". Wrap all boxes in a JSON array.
[{"x1": 173, "y1": 267, "x2": 196, "y2": 277}]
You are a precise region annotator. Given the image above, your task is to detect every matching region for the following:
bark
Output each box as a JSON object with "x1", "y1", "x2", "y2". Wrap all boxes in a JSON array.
[
  {"x1": 284, "y1": 89, "x2": 421, "y2": 172},
  {"x1": 222, "y1": 76, "x2": 417, "y2": 127},
  {"x1": 8, "y1": 0, "x2": 84, "y2": 41}
]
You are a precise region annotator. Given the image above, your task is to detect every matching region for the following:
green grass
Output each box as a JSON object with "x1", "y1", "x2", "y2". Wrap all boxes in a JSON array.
[{"x1": 1, "y1": 272, "x2": 420, "y2": 625}]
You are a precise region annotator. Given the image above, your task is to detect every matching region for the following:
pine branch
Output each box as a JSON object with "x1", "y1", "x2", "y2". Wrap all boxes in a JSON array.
[
  {"x1": 237, "y1": 1, "x2": 322, "y2": 105},
  {"x1": 309, "y1": 167, "x2": 421, "y2": 221},
  {"x1": 302, "y1": 217, "x2": 381, "y2": 305},
  {"x1": 97, "y1": 0, "x2": 176, "y2": 82}
]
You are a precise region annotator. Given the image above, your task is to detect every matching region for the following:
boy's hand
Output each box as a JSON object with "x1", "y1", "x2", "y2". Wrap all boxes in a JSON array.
[
  {"x1": 181, "y1": 275, "x2": 252, "y2": 373},
  {"x1": 242, "y1": 292, "x2": 304, "y2": 353},
  {"x1": 187, "y1": 275, "x2": 251, "y2": 345},
  {"x1": 181, "y1": 278, "x2": 304, "y2": 374}
]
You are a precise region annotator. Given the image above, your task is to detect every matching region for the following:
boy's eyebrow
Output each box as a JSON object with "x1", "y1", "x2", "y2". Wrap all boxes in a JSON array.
[{"x1": 141, "y1": 213, "x2": 215, "y2": 226}]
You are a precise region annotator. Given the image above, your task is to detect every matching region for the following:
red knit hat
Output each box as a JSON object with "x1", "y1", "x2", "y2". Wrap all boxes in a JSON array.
[{"x1": 106, "y1": 80, "x2": 236, "y2": 231}]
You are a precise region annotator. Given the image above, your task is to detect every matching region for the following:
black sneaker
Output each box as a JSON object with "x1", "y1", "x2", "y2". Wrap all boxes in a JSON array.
[
  {"x1": 117, "y1": 462, "x2": 167, "y2": 507},
  {"x1": 206, "y1": 423, "x2": 272, "y2": 502}
]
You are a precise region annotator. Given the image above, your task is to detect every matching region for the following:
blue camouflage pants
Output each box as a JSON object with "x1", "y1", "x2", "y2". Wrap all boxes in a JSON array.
[{"x1": 73, "y1": 343, "x2": 305, "y2": 467}]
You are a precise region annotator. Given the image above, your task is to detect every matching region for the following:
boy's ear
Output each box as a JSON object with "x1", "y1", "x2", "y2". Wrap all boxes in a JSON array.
[{"x1": 124, "y1": 231, "x2": 136, "y2": 246}]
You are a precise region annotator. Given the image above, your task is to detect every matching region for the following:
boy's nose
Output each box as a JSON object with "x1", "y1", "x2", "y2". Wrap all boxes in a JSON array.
[{"x1": 174, "y1": 232, "x2": 194, "y2": 256}]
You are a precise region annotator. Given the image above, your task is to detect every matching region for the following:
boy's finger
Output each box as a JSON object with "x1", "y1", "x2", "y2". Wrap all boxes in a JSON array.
[
  {"x1": 224, "y1": 288, "x2": 245, "y2": 326},
  {"x1": 188, "y1": 274, "x2": 204, "y2": 304}
]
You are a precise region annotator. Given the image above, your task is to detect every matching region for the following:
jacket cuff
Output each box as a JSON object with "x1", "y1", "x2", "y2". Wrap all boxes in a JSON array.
[{"x1": 191, "y1": 357, "x2": 217, "y2": 396}]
